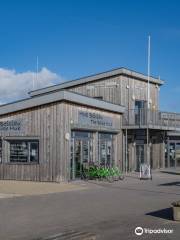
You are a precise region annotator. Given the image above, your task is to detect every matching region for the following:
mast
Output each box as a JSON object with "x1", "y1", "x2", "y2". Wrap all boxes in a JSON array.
[
  {"x1": 147, "y1": 35, "x2": 151, "y2": 165},
  {"x1": 36, "y1": 56, "x2": 39, "y2": 88}
]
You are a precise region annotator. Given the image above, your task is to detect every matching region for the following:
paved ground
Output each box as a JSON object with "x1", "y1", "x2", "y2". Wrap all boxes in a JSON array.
[
  {"x1": 0, "y1": 172, "x2": 179, "y2": 240},
  {"x1": 0, "y1": 180, "x2": 86, "y2": 198},
  {"x1": 160, "y1": 167, "x2": 180, "y2": 175}
]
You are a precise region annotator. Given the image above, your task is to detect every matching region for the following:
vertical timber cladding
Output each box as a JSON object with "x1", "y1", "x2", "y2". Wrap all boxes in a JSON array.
[
  {"x1": 0, "y1": 103, "x2": 66, "y2": 182},
  {"x1": 0, "y1": 101, "x2": 122, "y2": 182},
  {"x1": 69, "y1": 75, "x2": 159, "y2": 110},
  {"x1": 151, "y1": 133, "x2": 165, "y2": 169},
  {"x1": 64, "y1": 102, "x2": 122, "y2": 176}
]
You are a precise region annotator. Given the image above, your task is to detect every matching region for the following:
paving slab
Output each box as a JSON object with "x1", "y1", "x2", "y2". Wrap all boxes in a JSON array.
[{"x1": 0, "y1": 180, "x2": 86, "y2": 198}]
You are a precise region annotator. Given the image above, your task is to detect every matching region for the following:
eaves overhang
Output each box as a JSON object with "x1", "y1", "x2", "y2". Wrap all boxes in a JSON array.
[{"x1": 0, "y1": 90, "x2": 125, "y2": 117}]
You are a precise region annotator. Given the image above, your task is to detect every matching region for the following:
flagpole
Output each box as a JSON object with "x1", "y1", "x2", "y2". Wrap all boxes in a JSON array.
[
  {"x1": 147, "y1": 35, "x2": 151, "y2": 165},
  {"x1": 36, "y1": 56, "x2": 39, "y2": 87},
  {"x1": 147, "y1": 36, "x2": 150, "y2": 109}
]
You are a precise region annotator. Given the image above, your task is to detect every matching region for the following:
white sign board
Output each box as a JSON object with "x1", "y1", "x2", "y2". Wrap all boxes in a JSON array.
[
  {"x1": 0, "y1": 119, "x2": 24, "y2": 133},
  {"x1": 78, "y1": 111, "x2": 113, "y2": 128},
  {"x1": 140, "y1": 164, "x2": 152, "y2": 180}
]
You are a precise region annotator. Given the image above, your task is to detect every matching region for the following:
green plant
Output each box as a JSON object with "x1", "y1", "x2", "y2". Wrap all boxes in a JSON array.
[
  {"x1": 89, "y1": 166, "x2": 98, "y2": 179},
  {"x1": 83, "y1": 165, "x2": 124, "y2": 181}
]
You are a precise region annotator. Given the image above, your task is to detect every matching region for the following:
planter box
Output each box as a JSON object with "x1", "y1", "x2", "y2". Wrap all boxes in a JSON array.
[{"x1": 172, "y1": 206, "x2": 180, "y2": 221}]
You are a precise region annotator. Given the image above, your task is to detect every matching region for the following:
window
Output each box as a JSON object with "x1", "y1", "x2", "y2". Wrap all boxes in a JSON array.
[
  {"x1": 10, "y1": 140, "x2": 39, "y2": 163},
  {"x1": 93, "y1": 96, "x2": 103, "y2": 100},
  {"x1": 135, "y1": 100, "x2": 147, "y2": 125},
  {"x1": 98, "y1": 133, "x2": 114, "y2": 167},
  {"x1": 135, "y1": 100, "x2": 146, "y2": 110}
]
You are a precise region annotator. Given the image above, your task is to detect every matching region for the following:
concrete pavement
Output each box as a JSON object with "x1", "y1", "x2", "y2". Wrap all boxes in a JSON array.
[
  {"x1": 0, "y1": 180, "x2": 86, "y2": 198},
  {"x1": 0, "y1": 172, "x2": 179, "y2": 240}
]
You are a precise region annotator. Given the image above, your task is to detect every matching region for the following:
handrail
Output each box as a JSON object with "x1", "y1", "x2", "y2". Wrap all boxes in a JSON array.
[{"x1": 122, "y1": 109, "x2": 180, "y2": 129}]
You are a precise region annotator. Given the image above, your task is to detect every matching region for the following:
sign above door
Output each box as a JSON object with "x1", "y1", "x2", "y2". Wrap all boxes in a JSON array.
[{"x1": 78, "y1": 111, "x2": 113, "y2": 128}]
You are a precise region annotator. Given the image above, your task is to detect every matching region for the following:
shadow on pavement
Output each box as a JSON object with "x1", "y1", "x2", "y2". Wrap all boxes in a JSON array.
[
  {"x1": 158, "y1": 181, "x2": 180, "y2": 187},
  {"x1": 160, "y1": 171, "x2": 180, "y2": 175},
  {"x1": 146, "y1": 207, "x2": 173, "y2": 220}
]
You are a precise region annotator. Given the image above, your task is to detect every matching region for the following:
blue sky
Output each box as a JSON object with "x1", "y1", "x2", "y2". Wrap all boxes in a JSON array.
[{"x1": 0, "y1": 0, "x2": 180, "y2": 111}]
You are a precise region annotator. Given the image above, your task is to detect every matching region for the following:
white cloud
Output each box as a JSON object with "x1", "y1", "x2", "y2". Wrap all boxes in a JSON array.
[{"x1": 0, "y1": 67, "x2": 62, "y2": 104}]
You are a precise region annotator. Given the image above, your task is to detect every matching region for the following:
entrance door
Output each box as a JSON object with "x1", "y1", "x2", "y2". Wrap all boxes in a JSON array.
[
  {"x1": 98, "y1": 133, "x2": 114, "y2": 167},
  {"x1": 135, "y1": 100, "x2": 146, "y2": 125},
  {"x1": 71, "y1": 131, "x2": 93, "y2": 180},
  {"x1": 169, "y1": 143, "x2": 176, "y2": 167},
  {"x1": 175, "y1": 143, "x2": 180, "y2": 167},
  {"x1": 168, "y1": 142, "x2": 180, "y2": 168},
  {"x1": 136, "y1": 144, "x2": 144, "y2": 171}
]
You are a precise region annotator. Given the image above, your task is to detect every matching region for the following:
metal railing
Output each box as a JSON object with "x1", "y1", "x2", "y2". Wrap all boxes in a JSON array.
[{"x1": 122, "y1": 109, "x2": 180, "y2": 129}]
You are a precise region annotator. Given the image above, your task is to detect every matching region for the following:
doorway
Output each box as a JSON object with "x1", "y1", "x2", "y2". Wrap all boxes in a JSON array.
[
  {"x1": 98, "y1": 133, "x2": 114, "y2": 167},
  {"x1": 168, "y1": 141, "x2": 180, "y2": 168},
  {"x1": 176, "y1": 143, "x2": 180, "y2": 167},
  {"x1": 71, "y1": 131, "x2": 93, "y2": 180},
  {"x1": 135, "y1": 100, "x2": 146, "y2": 125},
  {"x1": 136, "y1": 143, "x2": 144, "y2": 171}
]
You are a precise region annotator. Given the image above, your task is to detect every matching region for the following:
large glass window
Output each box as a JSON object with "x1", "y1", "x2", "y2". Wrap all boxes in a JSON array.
[
  {"x1": 135, "y1": 100, "x2": 147, "y2": 125},
  {"x1": 71, "y1": 131, "x2": 93, "y2": 179},
  {"x1": 98, "y1": 133, "x2": 114, "y2": 167},
  {"x1": 10, "y1": 140, "x2": 39, "y2": 163}
]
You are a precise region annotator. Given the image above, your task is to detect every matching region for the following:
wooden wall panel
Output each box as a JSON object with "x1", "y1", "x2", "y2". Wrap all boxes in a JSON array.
[
  {"x1": 69, "y1": 75, "x2": 159, "y2": 111},
  {"x1": 0, "y1": 99, "x2": 122, "y2": 182}
]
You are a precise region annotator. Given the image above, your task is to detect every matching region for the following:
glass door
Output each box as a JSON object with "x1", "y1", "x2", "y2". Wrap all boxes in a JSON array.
[
  {"x1": 135, "y1": 100, "x2": 146, "y2": 125},
  {"x1": 98, "y1": 133, "x2": 114, "y2": 167},
  {"x1": 136, "y1": 144, "x2": 144, "y2": 171},
  {"x1": 74, "y1": 139, "x2": 82, "y2": 178},
  {"x1": 165, "y1": 140, "x2": 180, "y2": 168},
  {"x1": 169, "y1": 143, "x2": 176, "y2": 167},
  {"x1": 71, "y1": 131, "x2": 93, "y2": 180},
  {"x1": 175, "y1": 143, "x2": 180, "y2": 167}
]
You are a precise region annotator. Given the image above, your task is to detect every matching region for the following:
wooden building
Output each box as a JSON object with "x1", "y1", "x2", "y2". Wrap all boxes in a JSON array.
[
  {"x1": 0, "y1": 90, "x2": 124, "y2": 181},
  {"x1": 0, "y1": 67, "x2": 180, "y2": 181}
]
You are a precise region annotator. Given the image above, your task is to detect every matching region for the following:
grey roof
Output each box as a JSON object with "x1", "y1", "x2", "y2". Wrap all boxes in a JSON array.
[
  {"x1": 0, "y1": 90, "x2": 125, "y2": 116},
  {"x1": 29, "y1": 67, "x2": 164, "y2": 97}
]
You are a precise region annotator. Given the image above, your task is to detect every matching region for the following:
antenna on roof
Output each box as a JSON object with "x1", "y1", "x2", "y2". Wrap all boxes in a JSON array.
[
  {"x1": 32, "y1": 56, "x2": 39, "y2": 90},
  {"x1": 32, "y1": 74, "x2": 35, "y2": 90},
  {"x1": 36, "y1": 56, "x2": 39, "y2": 89}
]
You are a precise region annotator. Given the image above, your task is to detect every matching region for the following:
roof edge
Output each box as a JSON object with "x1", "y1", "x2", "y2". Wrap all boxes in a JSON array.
[
  {"x1": 0, "y1": 90, "x2": 125, "y2": 117},
  {"x1": 29, "y1": 67, "x2": 164, "y2": 97}
]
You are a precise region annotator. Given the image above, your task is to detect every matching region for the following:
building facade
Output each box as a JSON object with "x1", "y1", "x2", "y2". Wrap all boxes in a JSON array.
[
  {"x1": 0, "y1": 67, "x2": 179, "y2": 181},
  {"x1": 0, "y1": 91, "x2": 124, "y2": 181}
]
